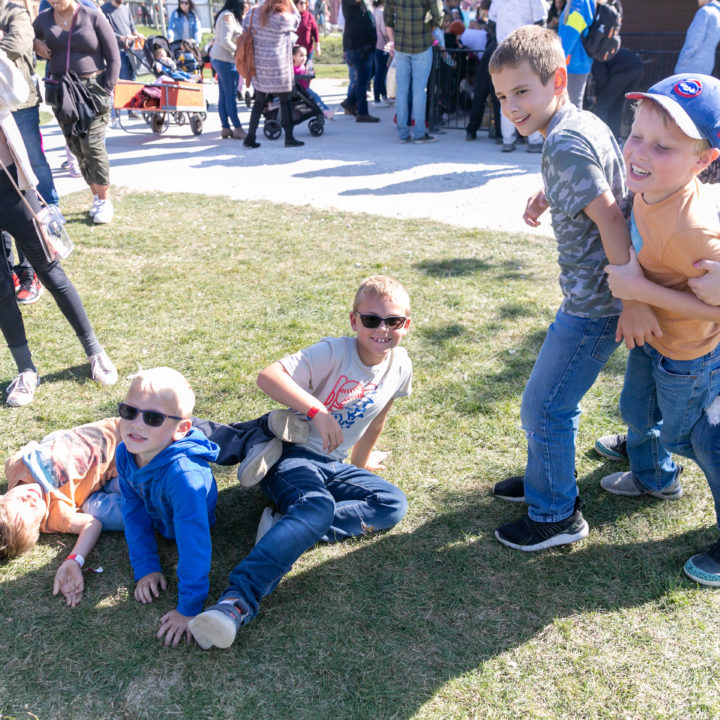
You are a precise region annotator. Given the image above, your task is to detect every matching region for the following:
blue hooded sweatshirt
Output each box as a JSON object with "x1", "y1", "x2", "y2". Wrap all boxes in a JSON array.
[{"x1": 117, "y1": 427, "x2": 219, "y2": 617}]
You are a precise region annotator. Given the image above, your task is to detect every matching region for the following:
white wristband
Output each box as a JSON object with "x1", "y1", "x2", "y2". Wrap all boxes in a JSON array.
[{"x1": 67, "y1": 553, "x2": 85, "y2": 568}]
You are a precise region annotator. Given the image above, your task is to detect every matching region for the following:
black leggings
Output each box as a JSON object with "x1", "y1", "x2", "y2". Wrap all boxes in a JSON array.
[
  {"x1": 0, "y1": 164, "x2": 97, "y2": 353},
  {"x1": 247, "y1": 90, "x2": 293, "y2": 139}
]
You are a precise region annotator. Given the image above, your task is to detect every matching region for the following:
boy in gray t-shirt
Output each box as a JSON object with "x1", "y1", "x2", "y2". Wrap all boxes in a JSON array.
[
  {"x1": 189, "y1": 275, "x2": 412, "y2": 650},
  {"x1": 488, "y1": 26, "x2": 660, "y2": 551}
]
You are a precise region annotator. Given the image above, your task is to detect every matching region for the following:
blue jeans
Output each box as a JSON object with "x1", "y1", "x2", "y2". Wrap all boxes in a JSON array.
[
  {"x1": 344, "y1": 49, "x2": 373, "y2": 116},
  {"x1": 220, "y1": 445, "x2": 408, "y2": 623},
  {"x1": 394, "y1": 46, "x2": 432, "y2": 141},
  {"x1": 211, "y1": 58, "x2": 242, "y2": 129},
  {"x1": 12, "y1": 104, "x2": 58, "y2": 205},
  {"x1": 374, "y1": 48, "x2": 389, "y2": 100},
  {"x1": 621, "y1": 342, "x2": 720, "y2": 525},
  {"x1": 521, "y1": 310, "x2": 621, "y2": 522},
  {"x1": 82, "y1": 475, "x2": 124, "y2": 531},
  {"x1": 304, "y1": 85, "x2": 328, "y2": 111}
]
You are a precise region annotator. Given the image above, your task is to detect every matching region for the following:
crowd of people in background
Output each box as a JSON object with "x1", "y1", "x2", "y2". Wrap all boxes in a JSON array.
[{"x1": 0, "y1": 0, "x2": 714, "y2": 405}]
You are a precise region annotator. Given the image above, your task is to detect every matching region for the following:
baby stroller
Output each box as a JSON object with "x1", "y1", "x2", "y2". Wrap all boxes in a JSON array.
[
  {"x1": 143, "y1": 35, "x2": 202, "y2": 82},
  {"x1": 260, "y1": 75, "x2": 325, "y2": 140},
  {"x1": 114, "y1": 34, "x2": 206, "y2": 134}
]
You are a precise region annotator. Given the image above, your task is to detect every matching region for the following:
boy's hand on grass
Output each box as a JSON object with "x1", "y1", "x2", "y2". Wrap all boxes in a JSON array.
[
  {"x1": 53, "y1": 559, "x2": 85, "y2": 607},
  {"x1": 688, "y1": 260, "x2": 720, "y2": 306},
  {"x1": 616, "y1": 301, "x2": 662, "y2": 349},
  {"x1": 605, "y1": 247, "x2": 646, "y2": 300},
  {"x1": 157, "y1": 609, "x2": 192, "y2": 647},
  {"x1": 523, "y1": 189, "x2": 549, "y2": 227},
  {"x1": 313, "y1": 412, "x2": 344, "y2": 453},
  {"x1": 134, "y1": 572, "x2": 167, "y2": 604},
  {"x1": 365, "y1": 450, "x2": 390, "y2": 472}
]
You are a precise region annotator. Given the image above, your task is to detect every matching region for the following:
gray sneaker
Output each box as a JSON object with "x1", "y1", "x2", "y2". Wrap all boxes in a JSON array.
[
  {"x1": 600, "y1": 468, "x2": 683, "y2": 500},
  {"x1": 267, "y1": 408, "x2": 309, "y2": 443},
  {"x1": 237, "y1": 437, "x2": 282, "y2": 487},
  {"x1": 594, "y1": 433, "x2": 628, "y2": 461},
  {"x1": 189, "y1": 600, "x2": 246, "y2": 650}
]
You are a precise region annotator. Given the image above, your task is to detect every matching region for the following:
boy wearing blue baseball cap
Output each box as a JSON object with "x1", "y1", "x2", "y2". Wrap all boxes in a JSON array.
[{"x1": 600, "y1": 74, "x2": 720, "y2": 586}]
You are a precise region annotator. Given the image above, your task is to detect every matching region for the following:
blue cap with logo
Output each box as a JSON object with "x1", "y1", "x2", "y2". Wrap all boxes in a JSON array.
[{"x1": 626, "y1": 73, "x2": 720, "y2": 150}]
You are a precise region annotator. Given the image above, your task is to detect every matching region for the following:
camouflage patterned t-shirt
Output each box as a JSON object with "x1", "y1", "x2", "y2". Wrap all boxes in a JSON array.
[{"x1": 542, "y1": 101, "x2": 628, "y2": 318}]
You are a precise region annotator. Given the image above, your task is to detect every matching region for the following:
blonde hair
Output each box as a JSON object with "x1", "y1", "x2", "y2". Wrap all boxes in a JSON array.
[
  {"x1": 634, "y1": 98, "x2": 711, "y2": 155},
  {"x1": 353, "y1": 275, "x2": 411, "y2": 315},
  {"x1": 127, "y1": 367, "x2": 195, "y2": 418},
  {"x1": 0, "y1": 500, "x2": 40, "y2": 559},
  {"x1": 489, "y1": 25, "x2": 566, "y2": 86}
]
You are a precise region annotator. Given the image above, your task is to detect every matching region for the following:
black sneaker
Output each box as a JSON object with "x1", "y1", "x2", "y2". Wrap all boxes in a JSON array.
[
  {"x1": 413, "y1": 133, "x2": 436, "y2": 143},
  {"x1": 495, "y1": 498, "x2": 588, "y2": 551},
  {"x1": 684, "y1": 539, "x2": 720, "y2": 587},
  {"x1": 594, "y1": 433, "x2": 628, "y2": 461},
  {"x1": 493, "y1": 475, "x2": 525, "y2": 502}
]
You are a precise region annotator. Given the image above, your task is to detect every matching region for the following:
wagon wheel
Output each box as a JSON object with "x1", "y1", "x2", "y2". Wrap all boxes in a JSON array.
[
  {"x1": 173, "y1": 111, "x2": 186, "y2": 125},
  {"x1": 263, "y1": 119, "x2": 282, "y2": 140},
  {"x1": 189, "y1": 113, "x2": 203, "y2": 136},
  {"x1": 151, "y1": 113, "x2": 168, "y2": 134}
]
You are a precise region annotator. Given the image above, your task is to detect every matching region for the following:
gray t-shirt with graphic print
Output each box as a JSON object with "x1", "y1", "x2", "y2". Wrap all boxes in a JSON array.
[
  {"x1": 279, "y1": 336, "x2": 412, "y2": 461},
  {"x1": 542, "y1": 101, "x2": 628, "y2": 318}
]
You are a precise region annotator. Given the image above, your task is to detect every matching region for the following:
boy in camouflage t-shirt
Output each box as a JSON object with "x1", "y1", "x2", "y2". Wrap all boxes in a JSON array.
[{"x1": 488, "y1": 25, "x2": 660, "y2": 551}]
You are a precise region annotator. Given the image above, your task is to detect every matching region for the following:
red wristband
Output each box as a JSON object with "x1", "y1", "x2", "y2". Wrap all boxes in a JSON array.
[
  {"x1": 307, "y1": 406, "x2": 320, "y2": 420},
  {"x1": 67, "y1": 553, "x2": 85, "y2": 567}
]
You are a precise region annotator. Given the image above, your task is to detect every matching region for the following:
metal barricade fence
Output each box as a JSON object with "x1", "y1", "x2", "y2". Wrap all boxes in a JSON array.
[{"x1": 427, "y1": 46, "x2": 479, "y2": 132}]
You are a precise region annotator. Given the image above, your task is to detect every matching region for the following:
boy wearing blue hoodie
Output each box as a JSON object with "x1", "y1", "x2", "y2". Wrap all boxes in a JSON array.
[{"x1": 117, "y1": 367, "x2": 219, "y2": 647}]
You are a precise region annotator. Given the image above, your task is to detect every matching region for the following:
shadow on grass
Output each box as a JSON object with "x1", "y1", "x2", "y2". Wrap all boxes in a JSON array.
[
  {"x1": 1, "y1": 364, "x2": 93, "y2": 399},
  {"x1": 415, "y1": 257, "x2": 492, "y2": 278},
  {"x1": 1, "y1": 483, "x2": 712, "y2": 720}
]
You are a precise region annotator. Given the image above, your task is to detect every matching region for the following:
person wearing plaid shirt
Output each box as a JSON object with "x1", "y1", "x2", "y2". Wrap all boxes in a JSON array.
[{"x1": 384, "y1": 0, "x2": 442, "y2": 143}]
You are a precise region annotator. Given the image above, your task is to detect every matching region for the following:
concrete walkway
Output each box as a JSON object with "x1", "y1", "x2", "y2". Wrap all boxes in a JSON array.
[{"x1": 41, "y1": 78, "x2": 555, "y2": 237}]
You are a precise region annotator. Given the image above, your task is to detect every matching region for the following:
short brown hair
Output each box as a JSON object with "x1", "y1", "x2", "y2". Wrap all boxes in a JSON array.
[
  {"x1": 0, "y1": 501, "x2": 40, "y2": 559},
  {"x1": 489, "y1": 25, "x2": 565, "y2": 86},
  {"x1": 353, "y1": 275, "x2": 411, "y2": 315}
]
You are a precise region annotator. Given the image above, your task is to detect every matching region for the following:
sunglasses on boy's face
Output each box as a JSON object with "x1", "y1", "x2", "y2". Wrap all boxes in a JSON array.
[
  {"x1": 118, "y1": 402, "x2": 184, "y2": 427},
  {"x1": 353, "y1": 312, "x2": 407, "y2": 330}
]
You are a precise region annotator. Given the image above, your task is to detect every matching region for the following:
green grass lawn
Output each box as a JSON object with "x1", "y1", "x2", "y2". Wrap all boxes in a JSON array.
[{"x1": 1, "y1": 192, "x2": 719, "y2": 720}]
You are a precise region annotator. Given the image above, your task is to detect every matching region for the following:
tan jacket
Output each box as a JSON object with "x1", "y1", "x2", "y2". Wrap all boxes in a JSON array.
[{"x1": 0, "y1": 0, "x2": 38, "y2": 110}]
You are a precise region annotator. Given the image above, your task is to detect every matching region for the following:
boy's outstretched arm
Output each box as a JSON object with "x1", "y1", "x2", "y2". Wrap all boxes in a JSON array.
[
  {"x1": 606, "y1": 248, "x2": 720, "y2": 321},
  {"x1": 52, "y1": 513, "x2": 102, "y2": 608},
  {"x1": 258, "y1": 361, "x2": 344, "y2": 454},
  {"x1": 688, "y1": 260, "x2": 720, "y2": 305},
  {"x1": 350, "y1": 400, "x2": 394, "y2": 472},
  {"x1": 584, "y1": 190, "x2": 662, "y2": 349}
]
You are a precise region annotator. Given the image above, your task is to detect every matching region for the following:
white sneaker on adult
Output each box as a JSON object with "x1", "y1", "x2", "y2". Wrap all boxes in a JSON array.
[
  {"x1": 88, "y1": 350, "x2": 118, "y2": 385},
  {"x1": 93, "y1": 199, "x2": 114, "y2": 224},
  {"x1": 88, "y1": 195, "x2": 101, "y2": 218},
  {"x1": 6, "y1": 370, "x2": 39, "y2": 407}
]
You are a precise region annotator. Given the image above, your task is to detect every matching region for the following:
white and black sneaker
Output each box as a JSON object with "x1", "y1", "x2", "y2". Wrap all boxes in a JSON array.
[
  {"x1": 493, "y1": 475, "x2": 525, "y2": 502},
  {"x1": 495, "y1": 498, "x2": 588, "y2": 552},
  {"x1": 594, "y1": 433, "x2": 628, "y2": 461}
]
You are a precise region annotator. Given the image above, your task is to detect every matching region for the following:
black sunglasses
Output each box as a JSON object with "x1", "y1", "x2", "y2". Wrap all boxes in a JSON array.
[
  {"x1": 118, "y1": 402, "x2": 184, "y2": 427},
  {"x1": 353, "y1": 312, "x2": 407, "y2": 330}
]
